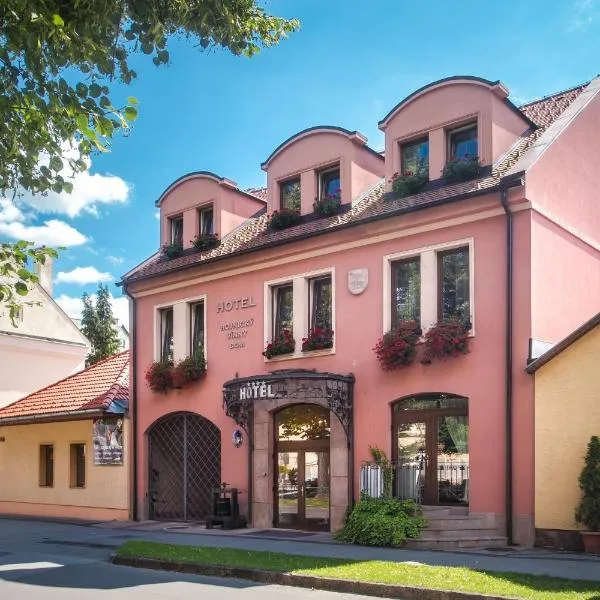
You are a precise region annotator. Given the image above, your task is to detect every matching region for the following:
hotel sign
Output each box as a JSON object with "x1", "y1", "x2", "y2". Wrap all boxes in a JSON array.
[
  {"x1": 216, "y1": 296, "x2": 257, "y2": 313},
  {"x1": 238, "y1": 380, "x2": 277, "y2": 400}
]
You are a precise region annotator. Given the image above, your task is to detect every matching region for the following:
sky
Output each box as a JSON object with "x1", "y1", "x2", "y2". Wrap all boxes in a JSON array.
[{"x1": 1, "y1": 0, "x2": 599, "y2": 329}]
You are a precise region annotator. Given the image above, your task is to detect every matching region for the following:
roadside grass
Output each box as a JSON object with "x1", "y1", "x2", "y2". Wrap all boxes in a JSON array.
[{"x1": 116, "y1": 540, "x2": 600, "y2": 600}]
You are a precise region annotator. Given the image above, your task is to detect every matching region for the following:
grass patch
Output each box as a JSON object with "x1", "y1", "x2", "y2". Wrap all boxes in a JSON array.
[{"x1": 116, "y1": 540, "x2": 600, "y2": 599}]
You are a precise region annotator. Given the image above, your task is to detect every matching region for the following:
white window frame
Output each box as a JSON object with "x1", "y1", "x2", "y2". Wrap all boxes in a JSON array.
[
  {"x1": 169, "y1": 215, "x2": 184, "y2": 244},
  {"x1": 154, "y1": 293, "x2": 208, "y2": 363},
  {"x1": 188, "y1": 297, "x2": 207, "y2": 358},
  {"x1": 199, "y1": 206, "x2": 214, "y2": 236},
  {"x1": 383, "y1": 238, "x2": 475, "y2": 335},
  {"x1": 263, "y1": 267, "x2": 336, "y2": 361}
]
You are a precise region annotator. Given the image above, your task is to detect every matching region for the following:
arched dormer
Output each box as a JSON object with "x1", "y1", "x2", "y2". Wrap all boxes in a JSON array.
[
  {"x1": 261, "y1": 126, "x2": 384, "y2": 216},
  {"x1": 379, "y1": 76, "x2": 536, "y2": 190},
  {"x1": 156, "y1": 171, "x2": 265, "y2": 250}
]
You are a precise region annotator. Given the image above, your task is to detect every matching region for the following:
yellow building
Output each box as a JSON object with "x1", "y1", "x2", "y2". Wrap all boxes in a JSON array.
[
  {"x1": 0, "y1": 351, "x2": 131, "y2": 521},
  {"x1": 527, "y1": 313, "x2": 600, "y2": 551}
]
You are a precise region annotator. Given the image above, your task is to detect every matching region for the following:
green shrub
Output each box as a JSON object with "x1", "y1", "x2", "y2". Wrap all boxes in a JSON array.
[
  {"x1": 335, "y1": 495, "x2": 427, "y2": 547},
  {"x1": 575, "y1": 435, "x2": 600, "y2": 531}
]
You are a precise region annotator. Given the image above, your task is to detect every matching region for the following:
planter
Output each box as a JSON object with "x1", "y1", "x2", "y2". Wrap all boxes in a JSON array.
[
  {"x1": 442, "y1": 156, "x2": 482, "y2": 183},
  {"x1": 302, "y1": 327, "x2": 334, "y2": 351},
  {"x1": 191, "y1": 233, "x2": 220, "y2": 251},
  {"x1": 421, "y1": 319, "x2": 470, "y2": 364},
  {"x1": 313, "y1": 196, "x2": 341, "y2": 217},
  {"x1": 267, "y1": 208, "x2": 301, "y2": 231},
  {"x1": 373, "y1": 321, "x2": 421, "y2": 371},
  {"x1": 581, "y1": 531, "x2": 600, "y2": 554},
  {"x1": 263, "y1": 330, "x2": 296, "y2": 359},
  {"x1": 162, "y1": 242, "x2": 183, "y2": 259},
  {"x1": 390, "y1": 171, "x2": 428, "y2": 198}
]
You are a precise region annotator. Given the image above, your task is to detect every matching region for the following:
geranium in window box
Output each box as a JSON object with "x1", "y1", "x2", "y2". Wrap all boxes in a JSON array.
[
  {"x1": 191, "y1": 233, "x2": 220, "y2": 251},
  {"x1": 421, "y1": 319, "x2": 470, "y2": 364},
  {"x1": 390, "y1": 171, "x2": 428, "y2": 199},
  {"x1": 302, "y1": 327, "x2": 334, "y2": 352},
  {"x1": 442, "y1": 155, "x2": 482, "y2": 183},
  {"x1": 162, "y1": 242, "x2": 183, "y2": 259},
  {"x1": 145, "y1": 360, "x2": 174, "y2": 394},
  {"x1": 263, "y1": 329, "x2": 295, "y2": 359},
  {"x1": 313, "y1": 194, "x2": 342, "y2": 217},
  {"x1": 374, "y1": 321, "x2": 421, "y2": 371},
  {"x1": 172, "y1": 353, "x2": 207, "y2": 388},
  {"x1": 267, "y1": 208, "x2": 301, "y2": 231}
]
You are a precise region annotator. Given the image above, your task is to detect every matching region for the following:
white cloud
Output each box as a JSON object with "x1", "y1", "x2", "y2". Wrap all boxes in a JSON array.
[
  {"x1": 55, "y1": 266, "x2": 113, "y2": 285},
  {"x1": 569, "y1": 0, "x2": 599, "y2": 30},
  {"x1": 107, "y1": 255, "x2": 124, "y2": 265},
  {"x1": 0, "y1": 219, "x2": 87, "y2": 246},
  {"x1": 0, "y1": 198, "x2": 26, "y2": 223},
  {"x1": 55, "y1": 292, "x2": 129, "y2": 330}
]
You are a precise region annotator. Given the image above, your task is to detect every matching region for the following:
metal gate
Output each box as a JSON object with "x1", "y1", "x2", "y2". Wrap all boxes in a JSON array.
[{"x1": 149, "y1": 412, "x2": 221, "y2": 521}]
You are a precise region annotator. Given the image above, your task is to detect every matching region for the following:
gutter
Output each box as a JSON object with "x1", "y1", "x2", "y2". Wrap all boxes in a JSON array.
[
  {"x1": 0, "y1": 408, "x2": 105, "y2": 426},
  {"x1": 499, "y1": 175, "x2": 524, "y2": 545},
  {"x1": 123, "y1": 284, "x2": 138, "y2": 522}
]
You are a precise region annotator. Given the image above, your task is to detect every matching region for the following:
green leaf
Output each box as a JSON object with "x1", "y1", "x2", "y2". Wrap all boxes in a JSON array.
[
  {"x1": 75, "y1": 113, "x2": 88, "y2": 130},
  {"x1": 15, "y1": 282, "x2": 28, "y2": 296},
  {"x1": 89, "y1": 83, "x2": 101, "y2": 98},
  {"x1": 123, "y1": 106, "x2": 138, "y2": 122},
  {"x1": 52, "y1": 14, "x2": 64, "y2": 27},
  {"x1": 127, "y1": 96, "x2": 139, "y2": 105}
]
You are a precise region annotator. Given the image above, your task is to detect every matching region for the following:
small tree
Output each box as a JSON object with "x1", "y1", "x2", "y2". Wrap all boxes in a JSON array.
[
  {"x1": 81, "y1": 284, "x2": 121, "y2": 366},
  {"x1": 575, "y1": 436, "x2": 600, "y2": 532}
]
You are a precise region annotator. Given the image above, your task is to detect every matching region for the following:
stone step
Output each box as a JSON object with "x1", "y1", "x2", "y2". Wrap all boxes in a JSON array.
[
  {"x1": 421, "y1": 516, "x2": 488, "y2": 530},
  {"x1": 419, "y1": 528, "x2": 502, "y2": 541},
  {"x1": 406, "y1": 536, "x2": 507, "y2": 550},
  {"x1": 420, "y1": 506, "x2": 468, "y2": 517}
]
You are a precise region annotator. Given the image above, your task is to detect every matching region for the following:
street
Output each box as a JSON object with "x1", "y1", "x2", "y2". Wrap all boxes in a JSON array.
[{"x1": 0, "y1": 518, "x2": 372, "y2": 600}]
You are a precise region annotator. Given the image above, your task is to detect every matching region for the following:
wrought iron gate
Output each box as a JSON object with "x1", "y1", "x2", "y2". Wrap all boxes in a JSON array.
[{"x1": 149, "y1": 412, "x2": 221, "y2": 521}]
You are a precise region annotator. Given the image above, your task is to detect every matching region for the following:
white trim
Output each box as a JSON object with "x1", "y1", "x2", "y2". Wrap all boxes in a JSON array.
[
  {"x1": 382, "y1": 238, "x2": 475, "y2": 335},
  {"x1": 263, "y1": 266, "x2": 336, "y2": 361},
  {"x1": 186, "y1": 294, "x2": 208, "y2": 362},
  {"x1": 132, "y1": 201, "x2": 530, "y2": 299}
]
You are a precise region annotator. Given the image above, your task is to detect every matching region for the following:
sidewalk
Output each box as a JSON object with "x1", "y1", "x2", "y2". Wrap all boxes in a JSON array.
[{"x1": 91, "y1": 519, "x2": 600, "y2": 582}]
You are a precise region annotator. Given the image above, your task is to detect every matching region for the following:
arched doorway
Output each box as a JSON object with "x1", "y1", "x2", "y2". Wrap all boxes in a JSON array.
[
  {"x1": 148, "y1": 412, "x2": 221, "y2": 521},
  {"x1": 392, "y1": 393, "x2": 468, "y2": 506},
  {"x1": 274, "y1": 404, "x2": 330, "y2": 531}
]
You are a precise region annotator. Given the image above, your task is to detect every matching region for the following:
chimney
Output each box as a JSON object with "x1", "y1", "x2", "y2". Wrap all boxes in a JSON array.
[{"x1": 35, "y1": 258, "x2": 53, "y2": 296}]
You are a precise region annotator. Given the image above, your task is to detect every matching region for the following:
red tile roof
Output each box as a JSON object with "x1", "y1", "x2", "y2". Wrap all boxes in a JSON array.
[
  {"x1": 0, "y1": 351, "x2": 129, "y2": 424},
  {"x1": 124, "y1": 82, "x2": 589, "y2": 284},
  {"x1": 246, "y1": 187, "x2": 268, "y2": 202}
]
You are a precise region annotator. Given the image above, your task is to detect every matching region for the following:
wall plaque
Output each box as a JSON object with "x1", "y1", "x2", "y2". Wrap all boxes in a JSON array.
[{"x1": 348, "y1": 268, "x2": 368, "y2": 295}]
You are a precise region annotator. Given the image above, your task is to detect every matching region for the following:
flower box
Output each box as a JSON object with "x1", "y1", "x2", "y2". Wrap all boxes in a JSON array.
[
  {"x1": 422, "y1": 319, "x2": 470, "y2": 364},
  {"x1": 313, "y1": 194, "x2": 341, "y2": 217},
  {"x1": 162, "y1": 242, "x2": 183, "y2": 259},
  {"x1": 145, "y1": 360, "x2": 174, "y2": 394},
  {"x1": 374, "y1": 321, "x2": 421, "y2": 371},
  {"x1": 302, "y1": 327, "x2": 334, "y2": 352},
  {"x1": 172, "y1": 353, "x2": 207, "y2": 388},
  {"x1": 442, "y1": 155, "x2": 482, "y2": 183},
  {"x1": 191, "y1": 233, "x2": 220, "y2": 251},
  {"x1": 263, "y1": 330, "x2": 295, "y2": 359},
  {"x1": 390, "y1": 171, "x2": 428, "y2": 198},
  {"x1": 267, "y1": 208, "x2": 301, "y2": 231}
]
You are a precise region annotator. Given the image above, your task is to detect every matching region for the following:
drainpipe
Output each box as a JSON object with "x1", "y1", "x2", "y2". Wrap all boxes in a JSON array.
[
  {"x1": 123, "y1": 284, "x2": 138, "y2": 521},
  {"x1": 500, "y1": 178, "x2": 522, "y2": 545}
]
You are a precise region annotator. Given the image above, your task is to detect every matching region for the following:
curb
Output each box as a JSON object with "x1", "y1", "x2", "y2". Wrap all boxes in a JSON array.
[{"x1": 111, "y1": 555, "x2": 516, "y2": 600}]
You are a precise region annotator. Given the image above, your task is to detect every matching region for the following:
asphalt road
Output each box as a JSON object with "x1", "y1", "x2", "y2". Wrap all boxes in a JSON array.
[{"x1": 0, "y1": 520, "x2": 373, "y2": 600}]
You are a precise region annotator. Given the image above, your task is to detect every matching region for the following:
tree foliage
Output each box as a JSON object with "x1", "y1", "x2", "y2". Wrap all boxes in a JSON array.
[{"x1": 81, "y1": 283, "x2": 121, "y2": 366}]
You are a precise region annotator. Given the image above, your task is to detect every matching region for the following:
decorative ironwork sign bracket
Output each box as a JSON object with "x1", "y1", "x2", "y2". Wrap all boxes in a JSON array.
[{"x1": 222, "y1": 370, "x2": 355, "y2": 437}]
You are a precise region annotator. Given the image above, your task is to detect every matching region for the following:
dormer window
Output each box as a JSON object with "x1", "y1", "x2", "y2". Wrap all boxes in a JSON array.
[
  {"x1": 401, "y1": 138, "x2": 429, "y2": 176},
  {"x1": 280, "y1": 178, "x2": 301, "y2": 212},
  {"x1": 318, "y1": 166, "x2": 341, "y2": 201},
  {"x1": 169, "y1": 216, "x2": 183, "y2": 245},
  {"x1": 448, "y1": 123, "x2": 478, "y2": 160},
  {"x1": 199, "y1": 206, "x2": 214, "y2": 235}
]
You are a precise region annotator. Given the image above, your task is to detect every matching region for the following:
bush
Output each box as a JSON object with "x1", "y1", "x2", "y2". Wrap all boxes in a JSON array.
[
  {"x1": 575, "y1": 436, "x2": 600, "y2": 531},
  {"x1": 335, "y1": 495, "x2": 427, "y2": 547}
]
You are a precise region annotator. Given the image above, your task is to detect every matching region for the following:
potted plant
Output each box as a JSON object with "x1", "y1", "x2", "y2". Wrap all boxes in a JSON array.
[
  {"x1": 421, "y1": 319, "x2": 470, "y2": 364},
  {"x1": 390, "y1": 170, "x2": 428, "y2": 198},
  {"x1": 161, "y1": 241, "x2": 183, "y2": 259},
  {"x1": 263, "y1": 329, "x2": 295, "y2": 359},
  {"x1": 267, "y1": 208, "x2": 301, "y2": 231},
  {"x1": 191, "y1": 233, "x2": 220, "y2": 251},
  {"x1": 575, "y1": 436, "x2": 600, "y2": 553},
  {"x1": 442, "y1": 154, "x2": 482, "y2": 183},
  {"x1": 373, "y1": 320, "x2": 421, "y2": 371},
  {"x1": 145, "y1": 360, "x2": 173, "y2": 394},
  {"x1": 302, "y1": 327, "x2": 334, "y2": 351},
  {"x1": 172, "y1": 353, "x2": 206, "y2": 388},
  {"x1": 313, "y1": 193, "x2": 342, "y2": 217}
]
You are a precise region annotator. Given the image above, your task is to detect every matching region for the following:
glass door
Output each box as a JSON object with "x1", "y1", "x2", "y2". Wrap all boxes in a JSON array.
[
  {"x1": 276, "y1": 451, "x2": 300, "y2": 528},
  {"x1": 304, "y1": 450, "x2": 330, "y2": 531},
  {"x1": 436, "y1": 416, "x2": 469, "y2": 505}
]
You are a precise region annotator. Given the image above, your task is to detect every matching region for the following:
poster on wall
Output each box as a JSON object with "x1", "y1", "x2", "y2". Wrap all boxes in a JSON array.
[{"x1": 92, "y1": 417, "x2": 124, "y2": 465}]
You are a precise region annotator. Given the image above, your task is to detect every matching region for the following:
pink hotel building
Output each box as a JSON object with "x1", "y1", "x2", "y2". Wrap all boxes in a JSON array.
[{"x1": 121, "y1": 75, "x2": 600, "y2": 547}]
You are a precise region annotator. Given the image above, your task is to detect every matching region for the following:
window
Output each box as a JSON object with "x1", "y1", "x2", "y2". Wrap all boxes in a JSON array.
[
  {"x1": 448, "y1": 124, "x2": 478, "y2": 160},
  {"x1": 199, "y1": 207, "x2": 214, "y2": 236},
  {"x1": 190, "y1": 301, "x2": 205, "y2": 357},
  {"x1": 438, "y1": 247, "x2": 470, "y2": 323},
  {"x1": 401, "y1": 138, "x2": 429, "y2": 175},
  {"x1": 309, "y1": 275, "x2": 332, "y2": 330},
  {"x1": 159, "y1": 307, "x2": 174, "y2": 363},
  {"x1": 170, "y1": 216, "x2": 184, "y2": 245},
  {"x1": 318, "y1": 166, "x2": 341, "y2": 201},
  {"x1": 39, "y1": 444, "x2": 53, "y2": 487},
  {"x1": 280, "y1": 178, "x2": 301, "y2": 212},
  {"x1": 70, "y1": 444, "x2": 86, "y2": 488},
  {"x1": 391, "y1": 257, "x2": 421, "y2": 326},
  {"x1": 272, "y1": 284, "x2": 293, "y2": 338}
]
